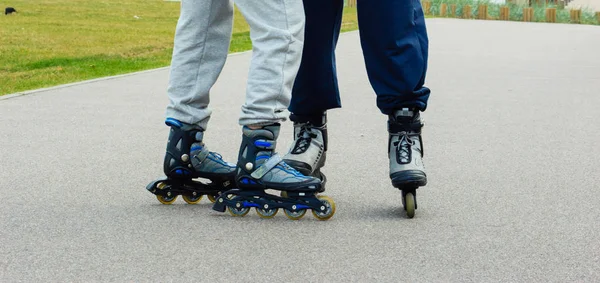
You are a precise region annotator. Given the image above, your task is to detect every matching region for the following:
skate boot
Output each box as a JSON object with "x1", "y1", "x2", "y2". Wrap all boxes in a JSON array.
[
  {"x1": 388, "y1": 108, "x2": 426, "y2": 218},
  {"x1": 212, "y1": 124, "x2": 336, "y2": 220},
  {"x1": 283, "y1": 113, "x2": 328, "y2": 190},
  {"x1": 146, "y1": 118, "x2": 237, "y2": 205}
]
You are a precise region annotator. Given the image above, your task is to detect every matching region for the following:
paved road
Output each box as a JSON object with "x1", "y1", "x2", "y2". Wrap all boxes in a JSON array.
[{"x1": 2, "y1": 19, "x2": 600, "y2": 282}]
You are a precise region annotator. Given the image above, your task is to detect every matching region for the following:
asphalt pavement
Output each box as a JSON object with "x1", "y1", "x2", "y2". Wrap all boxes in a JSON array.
[{"x1": 1, "y1": 19, "x2": 600, "y2": 282}]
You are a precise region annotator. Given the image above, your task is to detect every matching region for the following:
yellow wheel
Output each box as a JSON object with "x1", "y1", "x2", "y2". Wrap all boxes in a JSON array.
[
  {"x1": 207, "y1": 194, "x2": 218, "y2": 203},
  {"x1": 311, "y1": 195, "x2": 336, "y2": 221},
  {"x1": 182, "y1": 194, "x2": 203, "y2": 204},
  {"x1": 156, "y1": 194, "x2": 177, "y2": 205},
  {"x1": 256, "y1": 206, "x2": 278, "y2": 219},
  {"x1": 284, "y1": 208, "x2": 306, "y2": 220},
  {"x1": 404, "y1": 192, "x2": 415, "y2": 219}
]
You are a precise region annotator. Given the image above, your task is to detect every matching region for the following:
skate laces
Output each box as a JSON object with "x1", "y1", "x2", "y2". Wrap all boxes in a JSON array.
[
  {"x1": 395, "y1": 132, "x2": 417, "y2": 164},
  {"x1": 291, "y1": 124, "x2": 317, "y2": 154}
]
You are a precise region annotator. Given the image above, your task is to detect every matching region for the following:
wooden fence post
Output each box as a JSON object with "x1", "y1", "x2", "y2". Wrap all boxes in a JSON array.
[
  {"x1": 570, "y1": 9, "x2": 581, "y2": 23},
  {"x1": 523, "y1": 7, "x2": 534, "y2": 21},
  {"x1": 463, "y1": 5, "x2": 472, "y2": 18},
  {"x1": 451, "y1": 4, "x2": 457, "y2": 17},
  {"x1": 545, "y1": 8, "x2": 556, "y2": 22},
  {"x1": 440, "y1": 3, "x2": 448, "y2": 16},
  {"x1": 422, "y1": 1, "x2": 432, "y2": 15},
  {"x1": 596, "y1": 12, "x2": 600, "y2": 23},
  {"x1": 478, "y1": 5, "x2": 488, "y2": 19},
  {"x1": 500, "y1": 6, "x2": 510, "y2": 20}
]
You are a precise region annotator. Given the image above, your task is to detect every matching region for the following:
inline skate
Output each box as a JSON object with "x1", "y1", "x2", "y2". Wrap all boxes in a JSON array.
[
  {"x1": 212, "y1": 124, "x2": 336, "y2": 220},
  {"x1": 388, "y1": 108, "x2": 427, "y2": 218},
  {"x1": 283, "y1": 113, "x2": 328, "y2": 188},
  {"x1": 146, "y1": 118, "x2": 237, "y2": 204}
]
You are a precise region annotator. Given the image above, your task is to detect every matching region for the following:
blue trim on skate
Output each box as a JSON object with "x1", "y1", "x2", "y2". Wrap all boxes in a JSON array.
[
  {"x1": 165, "y1": 118, "x2": 183, "y2": 128},
  {"x1": 175, "y1": 169, "x2": 191, "y2": 176},
  {"x1": 278, "y1": 167, "x2": 304, "y2": 177},
  {"x1": 191, "y1": 145, "x2": 203, "y2": 151},
  {"x1": 254, "y1": 141, "x2": 272, "y2": 147},
  {"x1": 240, "y1": 178, "x2": 257, "y2": 185},
  {"x1": 295, "y1": 204, "x2": 311, "y2": 210},
  {"x1": 256, "y1": 155, "x2": 269, "y2": 160},
  {"x1": 243, "y1": 201, "x2": 260, "y2": 208}
]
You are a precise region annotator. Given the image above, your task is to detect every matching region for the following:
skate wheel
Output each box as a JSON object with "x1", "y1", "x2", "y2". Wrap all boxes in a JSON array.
[
  {"x1": 284, "y1": 209, "x2": 306, "y2": 220},
  {"x1": 256, "y1": 207, "x2": 278, "y2": 219},
  {"x1": 182, "y1": 194, "x2": 203, "y2": 204},
  {"x1": 207, "y1": 194, "x2": 218, "y2": 203},
  {"x1": 156, "y1": 195, "x2": 177, "y2": 205},
  {"x1": 404, "y1": 192, "x2": 416, "y2": 218},
  {"x1": 227, "y1": 203, "x2": 250, "y2": 217},
  {"x1": 311, "y1": 195, "x2": 336, "y2": 221}
]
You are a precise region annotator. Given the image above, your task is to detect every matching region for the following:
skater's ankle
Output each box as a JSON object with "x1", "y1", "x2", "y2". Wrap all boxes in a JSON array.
[
  {"x1": 246, "y1": 122, "x2": 280, "y2": 130},
  {"x1": 290, "y1": 112, "x2": 327, "y2": 127}
]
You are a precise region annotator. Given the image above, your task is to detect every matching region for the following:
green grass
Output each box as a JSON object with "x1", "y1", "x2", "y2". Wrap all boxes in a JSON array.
[{"x1": 0, "y1": 1, "x2": 359, "y2": 95}]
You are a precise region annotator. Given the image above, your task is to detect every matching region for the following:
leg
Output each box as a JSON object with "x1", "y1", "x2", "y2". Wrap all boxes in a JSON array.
[
  {"x1": 358, "y1": 0, "x2": 430, "y2": 217},
  {"x1": 148, "y1": 0, "x2": 238, "y2": 205},
  {"x1": 233, "y1": 0, "x2": 305, "y2": 126},
  {"x1": 165, "y1": 0, "x2": 234, "y2": 130},
  {"x1": 283, "y1": 0, "x2": 344, "y2": 181},
  {"x1": 357, "y1": 0, "x2": 430, "y2": 114},
  {"x1": 212, "y1": 0, "x2": 335, "y2": 220},
  {"x1": 288, "y1": 0, "x2": 345, "y2": 117},
  {"x1": 231, "y1": 0, "x2": 320, "y2": 189}
]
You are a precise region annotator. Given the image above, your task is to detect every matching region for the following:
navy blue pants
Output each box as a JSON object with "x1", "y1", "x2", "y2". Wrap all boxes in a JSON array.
[{"x1": 289, "y1": 0, "x2": 431, "y2": 118}]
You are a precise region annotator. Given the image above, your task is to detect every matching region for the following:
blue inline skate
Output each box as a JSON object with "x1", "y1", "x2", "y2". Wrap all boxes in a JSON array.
[
  {"x1": 212, "y1": 124, "x2": 336, "y2": 220},
  {"x1": 146, "y1": 118, "x2": 237, "y2": 205}
]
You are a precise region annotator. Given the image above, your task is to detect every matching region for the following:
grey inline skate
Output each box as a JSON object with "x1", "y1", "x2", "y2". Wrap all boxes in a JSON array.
[
  {"x1": 388, "y1": 108, "x2": 427, "y2": 218},
  {"x1": 283, "y1": 113, "x2": 328, "y2": 189}
]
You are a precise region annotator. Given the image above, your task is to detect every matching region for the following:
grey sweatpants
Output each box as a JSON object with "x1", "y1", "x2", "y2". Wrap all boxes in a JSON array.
[{"x1": 165, "y1": 0, "x2": 305, "y2": 130}]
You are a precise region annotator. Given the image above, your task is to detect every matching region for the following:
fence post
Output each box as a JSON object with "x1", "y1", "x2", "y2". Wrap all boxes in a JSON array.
[
  {"x1": 500, "y1": 6, "x2": 510, "y2": 20},
  {"x1": 463, "y1": 5, "x2": 472, "y2": 18},
  {"x1": 596, "y1": 12, "x2": 600, "y2": 23},
  {"x1": 523, "y1": 7, "x2": 534, "y2": 21},
  {"x1": 570, "y1": 9, "x2": 581, "y2": 23},
  {"x1": 545, "y1": 8, "x2": 556, "y2": 22},
  {"x1": 478, "y1": 5, "x2": 488, "y2": 19},
  {"x1": 440, "y1": 3, "x2": 448, "y2": 16},
  {"x1": 422, "y1": 1, "x2": 432, "y2": 15},
  {"x1": 451, "y1": 4, "x2": 457, "y2": 17}
]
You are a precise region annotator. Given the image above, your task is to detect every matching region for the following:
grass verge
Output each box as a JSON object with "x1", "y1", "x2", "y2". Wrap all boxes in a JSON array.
[{"x1": 0, "y1": 1, "x2": 359, "y2": 95}]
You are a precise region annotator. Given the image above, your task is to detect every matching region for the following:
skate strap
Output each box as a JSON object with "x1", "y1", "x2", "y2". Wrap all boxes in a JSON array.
[
  {"x1": 250, "y1": 154, "x2": 282, "y2": 179},
  {"x1": 193, "y1": 148, "x2": 210, "y2": 164},
  {"x1": 387, "y1": 120, "x2": 423, "y2": 133}
]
